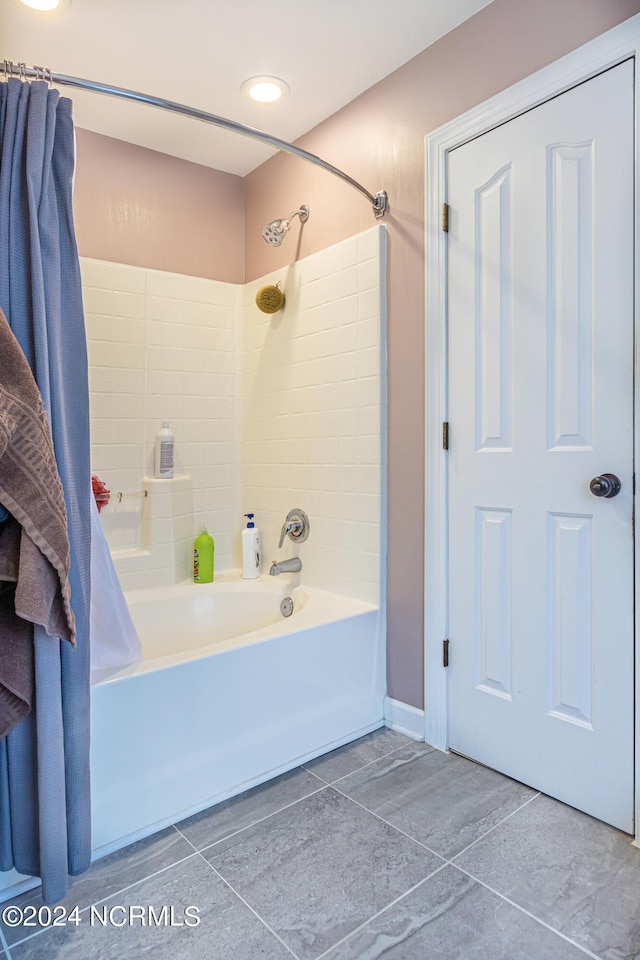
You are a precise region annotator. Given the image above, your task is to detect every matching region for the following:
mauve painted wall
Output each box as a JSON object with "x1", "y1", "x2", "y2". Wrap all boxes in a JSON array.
[
  {"x1": 73, "y1": 129, "x2": 244, "y2": 283},
  {"x1": 244, "y1": 0, "x2": 640, "y2": 709},
  {"x1": 71, "y1": 0, "x2": 640, "y2": 712}
]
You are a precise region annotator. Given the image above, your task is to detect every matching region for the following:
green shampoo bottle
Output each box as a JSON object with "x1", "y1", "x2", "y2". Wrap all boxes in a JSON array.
[{"x1": 193, "y1": 528, "x2": 214, "y2": 583}]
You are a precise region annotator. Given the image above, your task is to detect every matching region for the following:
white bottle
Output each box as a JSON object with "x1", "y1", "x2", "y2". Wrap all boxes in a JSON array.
[
  {"x1": 154, "y1": 421, "x2": 175, "y2": 479},
  {"x1": 241, "y1": 513, "x2": 260, "y2": 579}
]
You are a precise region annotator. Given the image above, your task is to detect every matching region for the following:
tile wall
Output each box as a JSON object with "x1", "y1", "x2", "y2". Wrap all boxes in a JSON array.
[
  {"x1": 82, "y1": 259, "x2": 239, "y2": 589},
  {"x1": 241, "y1": 227, "x2": 385, "y2": 605},
  {"x1": 82, "y1": 225, "x2": 385, "y2": 603}
]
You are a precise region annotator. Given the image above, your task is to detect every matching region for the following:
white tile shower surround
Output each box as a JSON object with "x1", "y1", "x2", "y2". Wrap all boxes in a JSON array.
[
  {"x1": 82, "y1": 258, "x2": 240, "y2": 588},
  {"x1": 241, "y1": 227, "x2": 384, "y2": 604},
  {"x1": 82, "y1": 226, "x2": 384, "y2": 602},
  {"x1": 2, "y1": 729, "x2": 639, "y2": 960}
]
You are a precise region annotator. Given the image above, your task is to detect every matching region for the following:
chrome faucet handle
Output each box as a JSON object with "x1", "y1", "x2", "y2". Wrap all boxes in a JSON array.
[
  {"x1": 278, "y1": 521, "x2": 295, "y2": 548},
  {"x1": 278, "y1": 509, "x2": 310, "y2": 548}
]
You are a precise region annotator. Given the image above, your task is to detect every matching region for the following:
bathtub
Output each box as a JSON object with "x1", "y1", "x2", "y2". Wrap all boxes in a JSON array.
[{"x1": 89, "y1": 572, "x2": 385, "y2": 855}]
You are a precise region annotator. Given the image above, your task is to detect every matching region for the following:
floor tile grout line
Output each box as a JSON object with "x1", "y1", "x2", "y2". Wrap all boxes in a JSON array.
[
  {"x1": 332, "y1": 779, "x2": 543, "y2": 869},
  {"x1": 449, "y1": 791, "x2": 542, "y2": 863},
  {"x1": 0, "y1": 923, "x2": 11, "y2": 960},
  {"x1": 195, "y1": 851, "x2": 302, "y2": 960},
  {"x1": 453, "y1": 865, "x2": 603, "y2": 960},
  {"x1": 172, "y1": 824, "x2": 201, "y2": 854},
  {"x1": 302, "y1": 741, "x2": 430, "y2": 789},
  {"x1": 81, "y1": 848, "x2": 204, "y2": 911},
  {"x1": 303, "y1": 740, "x2": 419, "y2": 785},
  {"x1": 0, "y1": 847, "x2": 203, "y2": 951},
  {"x1": 330, "y1": 776, "x2": 545, "y2": 867},
  {"x1": 304, "y1": 768, "x2": 331, "y2": 786},
  {"x1": 329, "y1": 783, "x2": 446, "y2": 860},
  {"x1": 0, "y1": 747, "x2": 418, "y2": 952},
  {"x1": 182, "y1": 783, "x2": 330, "y2": 857},
  {"x1": 311, "y1": 862, "x2": 450, "y2": 960},
  {"x1": 301, "y1": 739, "x2": 415, "y2": 779}
]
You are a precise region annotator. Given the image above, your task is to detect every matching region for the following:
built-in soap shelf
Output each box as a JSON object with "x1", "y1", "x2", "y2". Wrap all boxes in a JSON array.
[{"x1": 106, "y1": 475, "x2": 194, "y2": 592}]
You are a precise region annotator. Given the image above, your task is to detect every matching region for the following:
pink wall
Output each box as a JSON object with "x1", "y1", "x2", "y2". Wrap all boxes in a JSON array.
[
  {"x1": 71, "y1": 0, "x2": 640, "y2": 711},
  {"x1": 73, "y1": 129, "x2": 244, "y2": 283},
  {"x1": 244, "y1": 0, "x2": 640, "y2": 709}
]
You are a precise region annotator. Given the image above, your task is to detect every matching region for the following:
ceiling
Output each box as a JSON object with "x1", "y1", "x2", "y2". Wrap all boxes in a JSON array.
[{"x1": 2, "y1": 0, "x2": 494, "y2": 176}]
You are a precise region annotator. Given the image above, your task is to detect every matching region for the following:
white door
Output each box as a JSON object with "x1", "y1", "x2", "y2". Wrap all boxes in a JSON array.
[{"x1": 447, "y1": 61, "x2": 634, "y2": 832}]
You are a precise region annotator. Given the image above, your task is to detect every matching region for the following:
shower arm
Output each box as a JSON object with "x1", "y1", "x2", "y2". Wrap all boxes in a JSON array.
[
  {"x1": 281, "y1": 205, "x2": 310, "y2": 229},
  {"x1": 0, "y1": 61, "x2": 388, "y2": 219}
]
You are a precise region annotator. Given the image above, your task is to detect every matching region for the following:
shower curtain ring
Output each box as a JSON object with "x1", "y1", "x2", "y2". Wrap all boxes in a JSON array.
[
  {"x1": 18, "y1": 62, "x2": 27, "y2": 82},
  {"x1": 45, "y1": 67, "x2": 53, "y2": 88}
]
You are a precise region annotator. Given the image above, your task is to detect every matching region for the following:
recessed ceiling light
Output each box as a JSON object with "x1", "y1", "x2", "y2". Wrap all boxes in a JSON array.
[
  {"x1": 241, "y1": 76, "x2": 289, "y2": 104},
  {"x1": 18, "y1": 0, "x2": 70, "y2": 10}
]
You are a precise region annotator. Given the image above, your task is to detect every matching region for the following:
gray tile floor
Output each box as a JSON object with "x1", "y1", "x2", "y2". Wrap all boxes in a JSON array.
[{"x1": 1, "y1": 728, "x2": 639, "y2": 959}]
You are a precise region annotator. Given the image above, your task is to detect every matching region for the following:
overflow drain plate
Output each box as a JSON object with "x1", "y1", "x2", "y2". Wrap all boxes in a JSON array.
[{"x1": 280, "y1": 597, "x2": 294, "y2": 618}]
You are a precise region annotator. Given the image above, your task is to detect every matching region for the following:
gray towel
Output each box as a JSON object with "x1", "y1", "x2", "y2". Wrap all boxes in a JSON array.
[{"x1": 0, "y1": 307, "x2": 75, "y2": 737}]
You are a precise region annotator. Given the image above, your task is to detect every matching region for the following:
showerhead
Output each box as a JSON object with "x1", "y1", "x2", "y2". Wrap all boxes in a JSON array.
[
  {"x1": 261, "y1": 205, "x2": 309, "y2": 246},
  {"x1": 262, "y1": 221, "x2": 287, "y2": 246}
]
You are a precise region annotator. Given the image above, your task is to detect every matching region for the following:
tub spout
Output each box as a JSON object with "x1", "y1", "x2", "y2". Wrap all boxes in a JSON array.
[{"x1": 269, "y1": 557, "x2": 302, "y2": 576}]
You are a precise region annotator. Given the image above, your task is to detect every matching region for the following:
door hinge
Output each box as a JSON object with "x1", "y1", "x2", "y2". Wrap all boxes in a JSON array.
[
  {"x1": 442, "y1": 202, "x2": 450, "y2": 233},
  {"x1": 443, "y1": 639, "x2": 450, "y2": 668},
  {"x1": 442, "y1": 421, "x2": 449, "y2": 450}
]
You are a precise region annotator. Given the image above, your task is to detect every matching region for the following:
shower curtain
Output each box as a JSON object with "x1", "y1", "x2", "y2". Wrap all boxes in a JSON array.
[{"x1": 0, "y1": 78, "x2": 91, "y2": 903}]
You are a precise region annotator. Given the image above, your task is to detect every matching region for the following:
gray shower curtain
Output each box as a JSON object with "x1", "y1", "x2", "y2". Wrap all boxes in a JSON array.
[{"x1": 0, "y1": 78, "x2": 91, "y2": 903}]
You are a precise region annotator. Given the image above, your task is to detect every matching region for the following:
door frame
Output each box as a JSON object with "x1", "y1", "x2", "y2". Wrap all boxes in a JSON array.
[{"x1": 424, "y1": 13, "x2": 640, "y2": 842}]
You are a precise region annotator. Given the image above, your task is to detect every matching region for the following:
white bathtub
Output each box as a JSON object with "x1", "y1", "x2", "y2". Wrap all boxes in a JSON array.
[{"x1": 89, "y1": 573, "x2": 385, "y2": 855}]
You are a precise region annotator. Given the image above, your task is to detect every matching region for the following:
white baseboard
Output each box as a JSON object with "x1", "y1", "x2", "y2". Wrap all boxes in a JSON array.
[{"x1": 383, "y1": 697, "x2": 425, "y2": 741}]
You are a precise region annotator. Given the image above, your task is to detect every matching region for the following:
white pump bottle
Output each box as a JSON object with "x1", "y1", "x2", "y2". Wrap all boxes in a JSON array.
[{"x1": 241, "y1": 513, "x2": 260, "y2": 579}]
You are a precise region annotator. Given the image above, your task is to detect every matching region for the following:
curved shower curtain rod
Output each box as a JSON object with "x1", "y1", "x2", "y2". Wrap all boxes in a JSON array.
[{"x1": 0, "y1": 60, "x2": 388, "y2": 219}]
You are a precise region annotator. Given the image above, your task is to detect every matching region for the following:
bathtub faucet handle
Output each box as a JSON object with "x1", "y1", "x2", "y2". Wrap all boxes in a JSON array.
[{"x1": 278, "y1": 509, "x2": 310, "y2": 548}]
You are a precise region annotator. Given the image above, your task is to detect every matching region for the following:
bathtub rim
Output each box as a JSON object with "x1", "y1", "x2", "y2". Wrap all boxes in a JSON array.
[{"x1": 90, "y1": 572, "x2": 378, "y2": 687}]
